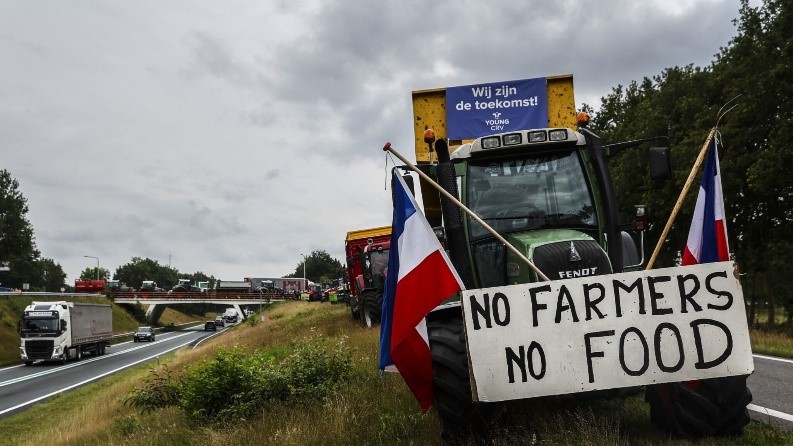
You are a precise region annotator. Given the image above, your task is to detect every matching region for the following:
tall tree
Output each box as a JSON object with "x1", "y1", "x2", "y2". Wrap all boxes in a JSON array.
[
  {"x1": 589, "y1": 0, "x2": 793, "y2": 325},
  {"x1": 38, "y1": 257, "x2": 67, "y2": 292},
  {"x1": 285, "y1": 250, "x2": 345, "y2": 283},
  {"x1": 80, "y1": 266, "x2": 111, "y2": 280},
  {"x1": 114, "y1": 257, "x2": 179, "y2": 290},
  {"x1": 0, "y1": 170, "x2": 41, "y2": 289}
]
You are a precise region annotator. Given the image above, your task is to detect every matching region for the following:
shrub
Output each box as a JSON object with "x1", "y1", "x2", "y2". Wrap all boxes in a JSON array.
[
  {"x1": 125, "y1": 330, "x2": 354, "y2": 424},
  {"x1": 124, "y1": 365, "x2": 182, "y2": 414}
]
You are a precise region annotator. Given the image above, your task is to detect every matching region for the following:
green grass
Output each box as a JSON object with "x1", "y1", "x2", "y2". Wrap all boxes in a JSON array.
[{"x1": 1, "y1": 301, "x2": 792, "y2": 445}]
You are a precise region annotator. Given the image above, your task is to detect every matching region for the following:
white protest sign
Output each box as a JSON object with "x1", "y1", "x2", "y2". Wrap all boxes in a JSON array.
[{"x1": 461, "y1": 261, "x2": 754, "y2": 402}]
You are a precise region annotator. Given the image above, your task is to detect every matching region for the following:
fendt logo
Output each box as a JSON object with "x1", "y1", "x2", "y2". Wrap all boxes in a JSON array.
[{"x1": 558, "y1": 267, "x2": 598, "y2": 279}]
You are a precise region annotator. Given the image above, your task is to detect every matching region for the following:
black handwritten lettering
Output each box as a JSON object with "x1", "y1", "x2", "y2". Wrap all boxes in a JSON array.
[
  {"x1": 613, "y1": 278, "x2": 645, "y2": 317},
  {"x1": 677, "y1": 274, "x2": 702, "y2": 313},
  {"x1": 691, "y1": 319, "x2": 733, "y2": 369},
  {"x1": 705, "y1": 271, "x2": 733, "y2": 310},
  {"x1": 530, "y1": 285, "x2": 551, "y2": 327},
  {"x1": 584, "y1": 282, "x2": 607, "y2": 321},
  {"x1": 654, "y1": 322, "x2": 684, "y2": 373},
  {"x1": 584, "y1": 330, "x2": 615, "y2": 383},
  {"x1": 619, "y1": 327, "x2": 649, "y2": 376},
  {"x1": 554, "y1": 285, "x2": 579, "y2": 323},
  {"x1": 505, "y1": 346, "x2": 526, "y2": 383},
  {"x1": 505, "y1": 342, "x2": 546, "y2": 383},
  {"x1": 648, "y1": 276, "x2": 673, "y2": 315},
  {"x1": 527, "y1": 341, "x2": 546, "y2": 380},
  {"x1": 492, "y1": 293, "x2": 510, "y2": 326},
  {"x1": 469, "y1": 294, "x2": 491, "y2": 330}
]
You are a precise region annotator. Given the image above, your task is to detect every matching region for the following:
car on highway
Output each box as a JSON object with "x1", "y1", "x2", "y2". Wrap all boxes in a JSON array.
[
  {"x1": 204, "y1": 321, "x2": 216, "y2": 331},
  {"x1": 214, "y1": 316, "x2": 225, "y2": 327},
  {"x1": 133, "y1": 326, "x2": 155, "y2": 342}
]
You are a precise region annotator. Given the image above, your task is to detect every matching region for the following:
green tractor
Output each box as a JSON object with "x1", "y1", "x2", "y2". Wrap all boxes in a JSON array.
[{"x1": 406, "y1": 78, "x2": 751, "y2": 441}]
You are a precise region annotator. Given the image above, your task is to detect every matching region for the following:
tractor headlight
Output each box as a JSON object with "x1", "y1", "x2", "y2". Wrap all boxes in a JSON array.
[
  {"x1": 549, "y1": 129, "x2": 568, "y2": 141},
  {"x1": 481, "y1": 136, "x2": 501, "y2": 149},
  {"x1": 503, "y1": 133, "x2": 522, "y2": 146},
  {"x1": 528, "y1": 131, "x2": 547, "y2": 143}
]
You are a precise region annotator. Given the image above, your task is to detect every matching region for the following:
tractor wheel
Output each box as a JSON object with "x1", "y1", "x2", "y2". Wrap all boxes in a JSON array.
[
  {"x1": 428, "y1": 315, "x2": 504, "y2": 443},
  {"x1": 361, "y1": 289, "x2": 382, "y2": 327},
  {"x1": 645, "y1": 376, "x2": 752, "y2": 439}
]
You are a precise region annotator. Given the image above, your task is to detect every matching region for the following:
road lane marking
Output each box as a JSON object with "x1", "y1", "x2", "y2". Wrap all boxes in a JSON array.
[
  {"x1": 0, "y1": 336, "x2": 200, "y2": 416},
  {"x1": 748, "y1": 404, "x2": 793, "y2": 423},
  {"x1": 0, "y1": 331, "x2": 195, "y2": 388},
  {"x1": 753, "y1": 353, "x2": 793, "y2": 365}
]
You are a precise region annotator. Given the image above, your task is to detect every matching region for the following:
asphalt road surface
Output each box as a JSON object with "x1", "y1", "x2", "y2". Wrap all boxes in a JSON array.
[
  {"x1": 748, "y1": 353, "x2": 793, "y2": 430},
  {"x1": 0, "y1": 323, "x2": 227, "y2": 417}
]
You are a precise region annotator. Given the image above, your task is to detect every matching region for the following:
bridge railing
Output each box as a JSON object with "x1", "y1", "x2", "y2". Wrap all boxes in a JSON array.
[{"x1": 111, "y1": 291, "x2": 292, "y2": 300}]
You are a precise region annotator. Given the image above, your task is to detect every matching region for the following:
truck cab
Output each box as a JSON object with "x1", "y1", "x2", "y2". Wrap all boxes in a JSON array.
[{"x1": 19, "y1": 301, "x2": 111, "y2": 365}]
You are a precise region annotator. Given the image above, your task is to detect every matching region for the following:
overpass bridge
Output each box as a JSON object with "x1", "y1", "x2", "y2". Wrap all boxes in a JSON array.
[{"x1": 112, "y1": 291, "x2": 285, "y2": 324}]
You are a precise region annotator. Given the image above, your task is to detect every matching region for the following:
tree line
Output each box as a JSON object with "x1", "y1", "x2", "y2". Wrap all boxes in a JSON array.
[{"x1": 585, "y1": 0, "x2": 791, "y2": 327}]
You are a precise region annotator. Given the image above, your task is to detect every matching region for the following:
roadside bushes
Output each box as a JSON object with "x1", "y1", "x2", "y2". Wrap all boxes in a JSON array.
[{"x1": 125, "y1": 331, "x2": 353, "y2": 423}]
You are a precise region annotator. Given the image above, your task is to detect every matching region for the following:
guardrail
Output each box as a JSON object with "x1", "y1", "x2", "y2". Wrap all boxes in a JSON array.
[{"x1": 0, "y1": 292, "x2": 108, "y2": 297}]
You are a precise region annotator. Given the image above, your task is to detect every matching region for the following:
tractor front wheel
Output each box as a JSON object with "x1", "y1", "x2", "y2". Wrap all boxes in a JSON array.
[
  {"x1": 645, "y1": 376, "x2": 752, "y2": 439},
  {"x1": 428, "y1": 315, "x2": 504, "y2": 443},
  {"x1": 361, "y1": 289, "x2": 382, "y2": 327}
]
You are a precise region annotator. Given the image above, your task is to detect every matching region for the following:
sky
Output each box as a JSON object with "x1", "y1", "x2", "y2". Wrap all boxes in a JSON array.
[{"x1": 0, "y1": 0, "x2": 753, "y2": 285}]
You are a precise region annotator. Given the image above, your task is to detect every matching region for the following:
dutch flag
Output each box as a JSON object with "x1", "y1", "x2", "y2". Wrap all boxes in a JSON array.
[
  {"x1": 682, "y1": 136, "x2": 730, "y2": 265},
  {"x1": 379, "y1": 173, "x2": 465, "y2": 411}
]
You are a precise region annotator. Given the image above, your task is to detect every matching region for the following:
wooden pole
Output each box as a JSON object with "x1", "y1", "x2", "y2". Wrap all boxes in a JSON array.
[
  {"x1": 382, "y1": 142, "x2": 551, "y2": 282},
  {"x1": 646, "y1": 128, "x2": 716, "y2": 270}
]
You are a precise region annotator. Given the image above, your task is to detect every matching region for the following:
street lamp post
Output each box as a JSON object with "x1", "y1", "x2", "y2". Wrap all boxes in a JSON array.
[
  {"x1": 301, "y1": 253, "x2": 307, "y2": 290},
  {"x1": 83, "y1": 255, "x2": 99, "y2": 279}
]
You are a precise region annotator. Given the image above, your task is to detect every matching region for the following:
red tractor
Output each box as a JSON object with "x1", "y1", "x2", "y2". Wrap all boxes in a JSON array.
[{"x1": 344, "y1": 226, "x2": 391, "y2": 327}]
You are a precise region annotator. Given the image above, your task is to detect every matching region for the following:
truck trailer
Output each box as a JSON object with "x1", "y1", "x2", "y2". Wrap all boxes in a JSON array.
[
  {"x1": 74, "y1": 278, "x2": 107, "y2": 293},
  {"x1": 19, "y1": 301, "x2": 112, "y2": 365},
  {"x1": 245, "y1": 277, "x2": 306, "y2": 295}
]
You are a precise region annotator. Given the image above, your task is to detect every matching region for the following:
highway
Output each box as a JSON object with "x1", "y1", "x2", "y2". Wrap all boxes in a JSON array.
[
  {"x1": 0, "y1": 323, "x2": 228, "y2": 417},
  {"x1": 1, "y1": 324, "x2": 792, "y2": 432}
]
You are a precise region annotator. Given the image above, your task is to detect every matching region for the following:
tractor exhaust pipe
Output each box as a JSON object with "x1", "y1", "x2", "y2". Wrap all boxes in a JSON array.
[{"x1": 433, "y1": 139, "x2": 476, "y2": 289}]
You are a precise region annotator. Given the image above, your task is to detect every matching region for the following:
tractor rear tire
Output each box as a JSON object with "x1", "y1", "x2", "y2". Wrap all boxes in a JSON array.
[
  {"x1": 361, "y1": 289, "x2": 382, "y2": 327},
  {"x1": 428, "y1": 315, "x2": 504, "y2": 443},
  {"x1": 645, "y1": 376, "x2": 752, "y2": 439}
]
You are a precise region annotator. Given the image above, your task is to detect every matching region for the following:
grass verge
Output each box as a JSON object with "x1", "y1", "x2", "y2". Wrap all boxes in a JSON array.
[{"x1": 1, "y1": 301, "x2": 791, "y2": 445}]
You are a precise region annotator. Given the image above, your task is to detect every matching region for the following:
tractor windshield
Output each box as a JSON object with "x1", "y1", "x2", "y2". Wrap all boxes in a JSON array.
[{"x1": 467, "y1": 150, "x2": 596, "y2": 239}]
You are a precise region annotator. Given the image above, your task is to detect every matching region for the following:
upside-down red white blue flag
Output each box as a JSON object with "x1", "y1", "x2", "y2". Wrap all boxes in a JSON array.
[
  {"x1": 379, "y1": 173, "x2": 465, "y2": 412},
  {"x1": 682, "y1": 136, "x2": 730, "y2": 265}
]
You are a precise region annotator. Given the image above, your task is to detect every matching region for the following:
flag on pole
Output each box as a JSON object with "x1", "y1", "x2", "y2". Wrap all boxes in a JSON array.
[
  {"x1": 682, "y1": 136, "x2": 730, "y2": 265},
  {"x1": 379, "y1": 173, "x2": 465, "y2": 412}
]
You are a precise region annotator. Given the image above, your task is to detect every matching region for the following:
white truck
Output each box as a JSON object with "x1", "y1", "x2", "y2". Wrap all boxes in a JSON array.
[
  {"x1": 223, "y1": 308, "x2": 239, "y2": 323},
  {"x1": 19, "y1": 301, "x2": 113, "y2": 365}
]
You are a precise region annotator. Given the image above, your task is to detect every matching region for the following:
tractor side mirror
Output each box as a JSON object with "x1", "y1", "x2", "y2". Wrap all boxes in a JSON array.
[{"x1": 648, "y1": 147, "x2": 672, "y2": 181}]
